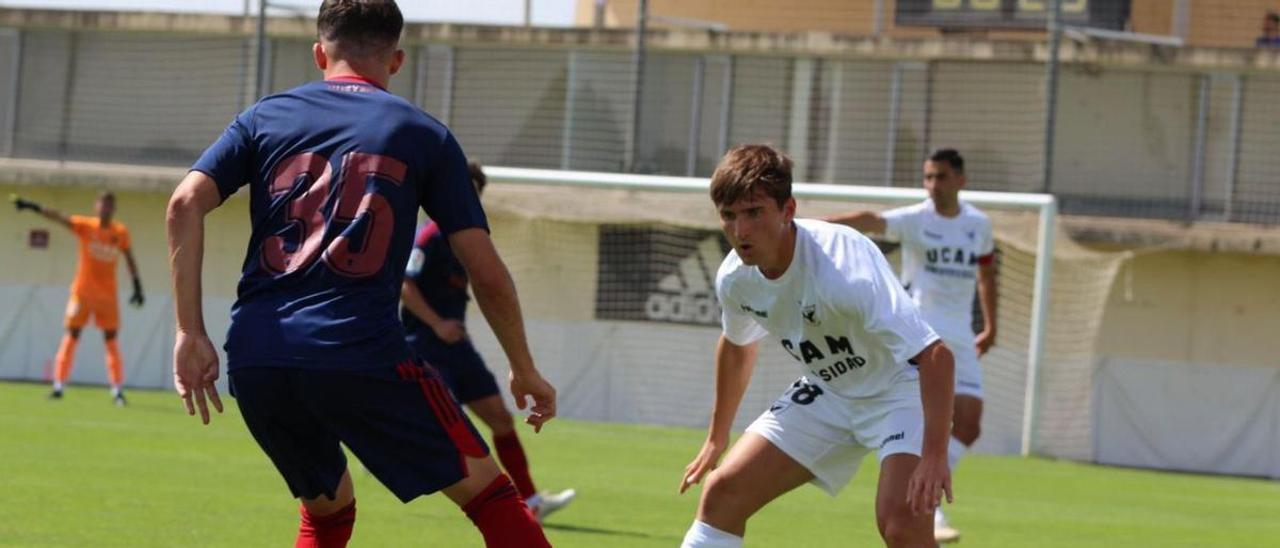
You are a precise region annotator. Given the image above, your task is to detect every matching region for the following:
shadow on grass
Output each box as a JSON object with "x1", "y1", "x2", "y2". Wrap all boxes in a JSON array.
[{"x1": 544, "y1": 522, "x2": 681, "y2": 541}]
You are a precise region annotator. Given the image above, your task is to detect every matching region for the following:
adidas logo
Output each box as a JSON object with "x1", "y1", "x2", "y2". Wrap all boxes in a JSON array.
[{"x1": 643, "y1": 235, "x2": 724, "y2": 325}]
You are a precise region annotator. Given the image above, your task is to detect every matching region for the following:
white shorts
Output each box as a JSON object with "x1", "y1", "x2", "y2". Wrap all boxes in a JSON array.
[
  {"x1": 745, "y1": 377, "x2": 924, "y2": 497},
  {"x1": 942, "y1": 335, "x2": 983, "y2": 399}
]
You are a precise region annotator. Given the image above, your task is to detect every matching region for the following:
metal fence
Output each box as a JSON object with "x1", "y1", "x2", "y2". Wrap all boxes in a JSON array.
[{"x1": 1, "y1": 24, "x2": 1278, "y2": 224}]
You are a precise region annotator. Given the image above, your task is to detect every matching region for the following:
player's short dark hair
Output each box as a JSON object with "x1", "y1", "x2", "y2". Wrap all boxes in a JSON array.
[
  {"x1": 1268, "y1": 11, "x2": 1280, "y2": 23},
  {"x1": 98, "y1": 190, "x2": 115, "y2": 202},
  {"x1": 710, "y1": 144, "x2": 793, "y2": 209},
  {"x1": 317, "y1": 0, "x2": 403, "y2": 58},
  {"x1": 468, "y1": 161, "x2": 487, "y2": 193},
  {"x1": 928, "y1": 148, "x2": 965, "y2": 174}
]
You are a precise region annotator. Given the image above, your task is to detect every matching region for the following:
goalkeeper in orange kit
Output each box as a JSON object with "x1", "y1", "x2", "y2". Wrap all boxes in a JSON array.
[{"x1": 13, "y1": 192, "x2": 144, "y2": 405}]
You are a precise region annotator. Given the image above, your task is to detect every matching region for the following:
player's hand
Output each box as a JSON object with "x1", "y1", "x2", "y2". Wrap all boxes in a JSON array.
[
  {"x1": 173, "y1": 329, "x2": 224, "y2": 425},
  {"x1": 10, "y1": 194, "x2": 42, "y2": 213},
  {"x1": 679, "y1": 438, "x2": 726, "y2": 494},
  {"x1": 431, "y1": 319, "x2": 467, "y2": 344},
  {"x1": 975, "y1": 329, "x2": 996, "y2": 356},
  {"x1": 905, "y1": 454, "x2": 952, "y2": 516},
  {"x1": 509, "y1": 370, "x2": 556, "y2": 433},
  {"x1": 129, "y1": 279, "x2": 145, "y2": 308}
]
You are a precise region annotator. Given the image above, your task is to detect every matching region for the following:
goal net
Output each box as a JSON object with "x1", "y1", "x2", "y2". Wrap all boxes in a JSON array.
[{"x1": 463, "y1": 167, "x2": 1126, "y2": 460}]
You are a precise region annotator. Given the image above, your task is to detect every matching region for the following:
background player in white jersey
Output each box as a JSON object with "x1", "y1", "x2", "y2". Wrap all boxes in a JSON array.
[
  {"x1": 678, "y1": 144, "x2": 956, "y2": 548},
  {"x1": 826, "y1": 148, "x2": 997, "y2": 543}
]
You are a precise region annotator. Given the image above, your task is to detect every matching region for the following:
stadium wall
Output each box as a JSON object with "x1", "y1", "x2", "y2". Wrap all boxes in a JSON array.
[{"x1": 1090, "y1": 249, "x2": 1280, "y2": 477}]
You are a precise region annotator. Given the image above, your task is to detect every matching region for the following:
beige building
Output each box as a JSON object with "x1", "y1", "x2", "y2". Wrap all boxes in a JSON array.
[{"x1": 579, "y1": 0, "x2": 1280, "y2": 49}]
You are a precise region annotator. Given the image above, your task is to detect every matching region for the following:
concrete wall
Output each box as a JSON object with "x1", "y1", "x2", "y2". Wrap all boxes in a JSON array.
[{"x1": 1097, "y1": 249, "x2": 1280, "y2": 369}]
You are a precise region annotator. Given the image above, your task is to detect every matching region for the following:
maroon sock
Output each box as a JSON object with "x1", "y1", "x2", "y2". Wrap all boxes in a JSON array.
[
  {"x1": 492, "y1": 431, "x2": 537, "y2": 500},
  {"x1": 463, "y1": 475, "x2": 550, "y2": 548},
  {"x1": 295, "y1": 500, "x2": 356, "y2": 548}
]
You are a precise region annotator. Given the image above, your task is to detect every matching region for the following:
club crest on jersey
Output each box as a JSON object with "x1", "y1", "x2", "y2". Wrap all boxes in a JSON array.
[
  {"x1": 966, "y1": 230, "x2": 976, "y2": 242},
  {"x1": 801, "y1": 303, "x2": 820, "y2": 326}
]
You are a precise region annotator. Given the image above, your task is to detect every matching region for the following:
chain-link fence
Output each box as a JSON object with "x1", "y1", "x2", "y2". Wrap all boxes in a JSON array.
[{"x1": 1, "y1": 2, "x2": 1280, "y2": 224}]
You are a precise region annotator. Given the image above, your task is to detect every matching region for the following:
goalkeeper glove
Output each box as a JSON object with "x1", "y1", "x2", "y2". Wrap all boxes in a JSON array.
[
  {"x1": 130, "y1": 278, "x2": 145, "y2": 308},
  {"x1": 10, "y1": 194, "x2": 43, "y2": 213}
]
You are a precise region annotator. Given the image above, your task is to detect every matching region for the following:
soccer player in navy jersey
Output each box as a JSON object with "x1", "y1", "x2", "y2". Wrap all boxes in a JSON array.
[
  {"x1": 402, "y1": 162, "x2": 576, "y2": 521},
  {"x1": 165, "y1": 2, "x2": 554, "y2": 546}
]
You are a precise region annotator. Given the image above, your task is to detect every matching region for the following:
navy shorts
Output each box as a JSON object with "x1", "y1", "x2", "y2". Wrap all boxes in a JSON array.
[
  {"x1": 228, "y1": 360, "x2": 489, "y2": 503},
  {"x1": 412, "y1": 339, "x2": 501, "y2": 404}
]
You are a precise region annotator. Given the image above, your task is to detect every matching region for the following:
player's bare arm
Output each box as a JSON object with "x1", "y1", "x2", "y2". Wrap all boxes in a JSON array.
[
  {"x1": 907, "y1": 340, "x2": 955, "y2": 516},
  {"x1": 165, "y1": 171, "x2": 225, "y2": 425},
  {"x1": 10, "y1": 194, "x2": 73, "y2": 229},
  {"x1": 124, "y1": 248, "x2": 145, "y2": 308},
  {"x1": 975, "y1": 260, "x2": 998, "y2": 356},
  {"x1": 680, "y1": 335, "x2": 759, "y2": 494},
  {"x1": 448, "y1": 227, "x2": 556, "y2": 432},
  {"x1": 400, "y1": 279, "x2": 466, "y2": 344},
  {"x1": 824, "y1": 210, "x2": 886, "y2": 234}
]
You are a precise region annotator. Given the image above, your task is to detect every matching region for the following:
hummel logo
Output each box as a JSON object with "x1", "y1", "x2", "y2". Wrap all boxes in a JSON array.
[
  {"x1": 880, "y1": 431, "x2": 905, "y2": 448},
  {"x1": 923, "y1": 229, "x2": 944, "y2": 240},
  {"x1": 646, "y1": 235, "x2": 725, "y2": 325}
]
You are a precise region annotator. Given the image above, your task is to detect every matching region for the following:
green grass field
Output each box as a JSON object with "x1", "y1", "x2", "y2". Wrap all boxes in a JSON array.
[{"x1": 2, "y1": 381, "x2": 1277, "y2": 547}]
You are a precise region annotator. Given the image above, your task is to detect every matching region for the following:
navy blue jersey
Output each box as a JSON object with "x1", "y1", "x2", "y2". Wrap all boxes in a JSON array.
[
  {"x1": 191, "y1": 77, "x2": 488, "y2": 372},
  {"x1": 402, "y1": 222, "x2": 470, "y2": 336}
]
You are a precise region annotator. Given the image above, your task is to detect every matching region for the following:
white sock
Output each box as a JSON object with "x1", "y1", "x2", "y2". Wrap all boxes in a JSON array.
[
  {"x1": 525, "y1": 493, "x2": 542, "y2": 508},
  {"x1": 53, "y1": 381, "x2": 64, "y2": 391},
  {"x1": 111, "y1": 385, "x2": 122, "y2": 397},
  {"x1": 681, "y1": 520, "x2": 743, "y2": 548},
  {"x1": 948, "y1": 436, "x2": 968, "y2": 473}
]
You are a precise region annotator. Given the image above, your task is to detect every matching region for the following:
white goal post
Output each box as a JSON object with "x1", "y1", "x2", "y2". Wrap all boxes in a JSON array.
[{"x1": 484, "y1": 166, "x2": 1058, "y2": 457}]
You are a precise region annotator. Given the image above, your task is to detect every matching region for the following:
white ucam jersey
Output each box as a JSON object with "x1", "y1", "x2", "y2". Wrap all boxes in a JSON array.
[
  {"x1": 882, "y1": 200, "x2": 994, "y2": 342},
  {"x1": 716, "y1": 219, "x2": 940, "y2": 400}
]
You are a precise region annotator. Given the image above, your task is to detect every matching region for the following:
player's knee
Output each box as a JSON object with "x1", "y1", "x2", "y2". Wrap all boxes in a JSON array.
[
  {"x1": 953, "y1": 422, "x2": 981, "y2": 446},
  {"x1": 701, "y1": 470, "x2": 750, "y2": 515},
  {"x1": 880, "y1": 514, "x2": 928, "y2": 547}
]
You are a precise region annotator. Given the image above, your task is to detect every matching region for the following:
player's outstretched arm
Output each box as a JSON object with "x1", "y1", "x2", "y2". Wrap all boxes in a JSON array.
[
  {"x1": 124, "y1": 248, "x2": 145, "y2": 308},
  {"x1": 679, "y1": 336, "x2": 759, "y2": 494},
  {"x1": 166, "y1": 171, "x2": 225, "y2": 425},
  {"x1": 10, "y1": 194, "x2": 73, "y2": 230},
  {"x1": 906, "y1": 340, "x2": 955, "y2": 516},
  {"x1": 448, "y1": 227, "x2": 556, "y2": 432},
  {"x1": 823, "y1": 210, "x2": 886, "y2": 234}
]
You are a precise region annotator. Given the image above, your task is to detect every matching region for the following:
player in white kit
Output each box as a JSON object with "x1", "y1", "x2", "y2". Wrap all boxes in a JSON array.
[
  {"x1": 826, "y1": 148, "x2": 997, "y2": 543},
  {"x1": 678, "y1": 145, "x2": 956, "y2": 548}
]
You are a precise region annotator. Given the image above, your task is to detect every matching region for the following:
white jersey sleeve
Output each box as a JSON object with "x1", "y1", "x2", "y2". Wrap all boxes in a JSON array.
[
  {"x1": 978, "y1": 216, "x2": 996, "y2": 257},
  {"x1": 716, "y1": 261, "x2": 768, "y2": 346},
  {"x1": 881, "y1": 205, "x2": 919, "y2": 244},
  {"x1": 718, "y1": 287, "x2": 768, "y2": 346},
  {"x1": 834, "y1": 235, "x2": 939, "y2": 364}
]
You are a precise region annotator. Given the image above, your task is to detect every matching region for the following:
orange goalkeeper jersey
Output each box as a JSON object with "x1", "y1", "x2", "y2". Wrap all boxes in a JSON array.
[{"x1": 68, "y1": 215, "x2": 131, "y2": 299}]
